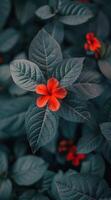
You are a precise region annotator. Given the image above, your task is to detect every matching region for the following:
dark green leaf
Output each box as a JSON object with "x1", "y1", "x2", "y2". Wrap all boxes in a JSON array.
[
  {"x1": 0, "y1": 179, "x2": 12, "y2": 200},
  {"x1": 100, "y1": 122, "x2": 111, "y2": 142},
  {"x1": 99, "y1": 54, "x2": 111, "y2": 80},
  {"x1": 71, "y1": 69, "x2": 104, "y2": 100},
  {"x1": 14, "y1": 0, "x2": 38, "y2": 24},
  {"x1": 29, "y1": 29, "x2": 63, "y2": 76},
  {"x1": 11, "y1": 156, "x2": 48, "y2": 186},
  {"x1": 77, "y1": 132, "x2": 104, "y2": 154},
  {"x1": 0, "y1": 0, "x2": 11, "y2": 29},
  {"x1": 0, "y1": 151, "x2": 8, "y2": 175},
  {"x1": 36, "y1": 5, "x2": 55, "y2": 20},
  {"x1": 10, "y1": 59, "x2": 45, "y2": 91},
  {"x1": 0, "y1": 95, "x2": 32, "y2": 139},
  {"x1": 81, "y1": 154, "x2": 105, "y2": 177},
  {"x1": 44, "y1": 21, "x2": 64, "y2": 44},
  {"x1": 59, "y1": 96, "x2": 90, "y2": 123},
  {"x1": 19, "y1": 190, "x2": 49, "y2": 200},
  {"x1": 53, "y1": 58, "x2": 84, "y2": 88},
  {"x1": 0, "y1": 28, "x2": 20, "y2": 53},
  {"x1": 53, "y1": 171, "x2": 111, "y2": 200},
  {"x1": 25, "y1": 103, "x2": 58, "y2": 152},
  {"x1": 59, "y1": 2, "x2": 93, "y2": 25}
]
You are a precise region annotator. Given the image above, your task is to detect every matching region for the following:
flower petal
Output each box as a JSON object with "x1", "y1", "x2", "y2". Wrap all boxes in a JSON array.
[
  {"x1": 86, "y1": 32, "x2": 94, "y2": 40},
  {"x1": 77, "y1": 154, "x2": 86, "y2": 160},
  {"x1": 54, "y1": 87, "x2": 67, "y2": 99},
  {"x1": 36, "y1": 96, "x2": 49, "y2": 108},
  {"x1": 66, "y1": 152, "x2": 74, "y2": 161},
  {"x1": 35, "y1": 84, "x2": 48, "y2": 95},
  {"x1": 48, "y1": 96, "x2": 60, "y2": 111},
  {"x1": 72, "y1": 157, "x2": 80, "y2": 167},
  {"x1": 47, "y1": 77, "x2": 59, "y2": 92}
]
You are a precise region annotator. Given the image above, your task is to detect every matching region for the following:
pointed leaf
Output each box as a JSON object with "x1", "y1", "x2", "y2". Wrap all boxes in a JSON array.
[
  {"x1": 0, "y1": 28, "x2": 20, "y2": 53},
  {"x1": 81, "y1": 154, "x2": 105, "y2": 178},
  {"x1": 44, "y1": 21, "x2": 64, "y2": 44},
  {"x1": 11, "y1": 156, "x2": 48, "y2": 186},
  {"x1": 36, "y1": 5, "x2": 55, "y2": 20},
  {"x1": 77, "y1": 133, "x2": 104, "y2": 154},
  {"x1": 53, "y1": 58, "x2": 84, "y2": 88},
  {"x1": 100, "y1": 122, "x2": 111, "y2": 142},
  {"x1": 59, "y1": 2, "x2": 93, "y2": 25},
  {"x1": 0, "y1": 0, "x2": 11, "y2": 29},
  {"x1": 25, "y1": 103, "x2": 58, "y2": 152},
  {"x1": 10, "y1": 59, "x2": 45, "y2": 91},
  {"x1": 29, "y1": 29, "x2": 63, "y2": 76},
  {"x1": 54, "y1": 172, "x2": 111, "y2": 200}
]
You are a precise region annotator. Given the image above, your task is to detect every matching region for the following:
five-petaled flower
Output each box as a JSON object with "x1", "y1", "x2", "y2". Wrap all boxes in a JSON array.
[
  {"x1": 84, "y1": 32, "x2": 101, "y2": 58},
  {"x1": 35, "y1": 78, "x2": 67, "y2": 112},
  {"x1": 58, "y1": 139, "x2": 86, "y2": 167}
]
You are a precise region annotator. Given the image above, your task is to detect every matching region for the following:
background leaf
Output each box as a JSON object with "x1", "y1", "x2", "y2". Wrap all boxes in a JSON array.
[
  {"x1": 81, "y1": 154, "x2": 105, "y2": 177},
  {"x1": 11, "y1": 155, "x2": 48, "y2": 186},
  {"x1": 0, "y1": 0, "x2": 11, "y2": 29},
  {"x1": 0, "y1": 28, "x2": 20, "y2": 53},
  {"x1": 59, "y1": 2, "x2": 93, "y2": 25}
]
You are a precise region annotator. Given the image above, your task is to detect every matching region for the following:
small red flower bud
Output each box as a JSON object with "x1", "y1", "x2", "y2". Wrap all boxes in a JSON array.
[
  {"x1": 58, "y1": 140, "x2": 86, "y2": 167},
  {"x1": 84, "y1": 32, "x2": 101, "y2": 58}
]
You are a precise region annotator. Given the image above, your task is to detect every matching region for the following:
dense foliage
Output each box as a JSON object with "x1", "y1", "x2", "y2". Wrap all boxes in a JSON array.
[{"x1": 1, "y1": 0, "x2": 111, "y2": 199}]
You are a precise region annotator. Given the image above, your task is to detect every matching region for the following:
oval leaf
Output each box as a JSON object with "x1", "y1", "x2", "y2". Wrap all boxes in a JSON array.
[
  {"x1": 53, "y1": 58, "x2": 84, "y2": 88},
  {"x1": 29, "y1": 29, "x2": 63, "y2": 76},
  {"x1": 25, "y1": 103, "x2": 58, "y2": 152},
  {"x1": 36, "y1": 5, "x2": 55, "y2": 20},
  {"x1": 10, "y1": 59, "x2": 45, "y2": 91},
  {"x1": 11, "y1": 155, "x2": 48, "y2": 186}
]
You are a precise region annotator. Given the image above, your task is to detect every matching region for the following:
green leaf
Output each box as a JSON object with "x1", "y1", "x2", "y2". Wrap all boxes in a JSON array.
[
  {"x1": 14, "y1": 0, "x2": 38, "y2": 24},
  {"x1": 25, "y1": 103, "x2": 58, "y2": 152},
  {"x1": 102, "y1": 141, "x2": 111, "y2": 164},
  {"x1": 29, "y1": 29, "x2": 63, "y2": 76},
  {"x1": 59, "y1": 2, "x2": 93, "y2": 25},
  {"x1": 9, "y1": 84, "x2": 27, "y2": 96},
  {"x1": 0, "y1": 28, "x2": 20, "y2": 53},
  {"x1": 100, "y1": 122, "x2": 111, "y2": 142},
  {"x1": 0, "y1": 95, "x2": 32, "y2": 139},
  {"x1": 71, "y1": 69, "x2": 104, "y2": 100},
  {"x1": 19, "y1": 190, "x2": 49, "y2": 200},
  {"x1": 10, "y1": 59, "x2": 45, "y2": 91},
  {"x1": 54, "y1": 172, "x2": 111, "y2": 200},
  {"x1": 81, "y1": 154, "x2": 105, "y2": 178},
  {"x1": 77, "y1": 132, "x2": 104, "y2": 154},
  {"x1": 0, "y1": 0, "x2": 11, "y2": 29},
  {"x1": 53, "y1": 58, "x2": 84, "y2": 88},
  {"x1": 59, "y1": 96, "x2": 90, "y2": 123},
  {"x1": 41, "y1": 170, "x2": 55, "y2": 192},
  {"x1": 36, "y1": 5, "x2": 55, "y2": 20},
  {"x1": 0, "y1": 151, "x2": 8, "y2": 175},
  {"x1": 99, "y1": 55, "x2": 111, "y2": 80},
  {"x1": 0, "y1": 179, "x2": 12, "y2": 200},
  {"x1": 44, "y1": 21, "x2": 64, "y2": 44},
  {"x1": 0, "y1": 64, "x2": 10, "y2": 86},
  {"x1": 11, "y1": 156, "x2": 48, "y2": 186}
]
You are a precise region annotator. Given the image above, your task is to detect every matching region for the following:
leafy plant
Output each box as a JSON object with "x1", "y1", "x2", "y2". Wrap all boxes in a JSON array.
[{"x1": 0, "y1": 0, "x2": 111, "y2": 199}]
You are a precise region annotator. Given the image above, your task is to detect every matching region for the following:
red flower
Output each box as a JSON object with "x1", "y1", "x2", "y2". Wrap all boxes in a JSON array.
[
  {"x1": 84, "y1": 32, "x2": 101, "y2": 58},
  {"x1": 35, "y1": 78, "x2": 67, "y2": 112},
  {"x1": 58, "y1": 140, "x2": 86, "y2": 167},
  {"x1": 0, "y1": 55, "x2": 3, "y2": 64}
]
